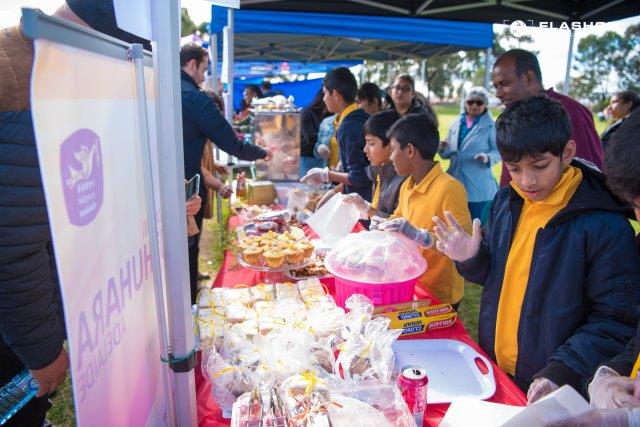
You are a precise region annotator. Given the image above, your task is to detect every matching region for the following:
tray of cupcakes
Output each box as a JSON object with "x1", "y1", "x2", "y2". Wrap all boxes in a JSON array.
[{"x1": 237, "y1": 229, "x2": 316, "y2": 272}]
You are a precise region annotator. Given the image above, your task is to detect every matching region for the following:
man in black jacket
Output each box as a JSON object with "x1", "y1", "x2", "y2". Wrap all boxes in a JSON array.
[
  {"x1": 179, "y1": 44, "x2": 269, "y2": 302},
  {"x1": 0, "y1": 1, "x2": 150, "y2": 425}
]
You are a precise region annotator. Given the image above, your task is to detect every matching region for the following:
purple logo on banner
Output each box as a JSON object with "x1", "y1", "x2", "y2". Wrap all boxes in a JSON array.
[{"x1": 60, "y1": 129, "x2": 103, "y2": 226}]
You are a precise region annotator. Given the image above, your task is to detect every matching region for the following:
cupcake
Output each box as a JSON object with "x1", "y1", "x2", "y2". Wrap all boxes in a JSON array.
[
  {"x1": 243, "y1": 247, "x2": 263, "y2": 265},
  {"x1": 284, "y1": 247, "x2": 304, "y2": 265},
  {"x1": 297, "y1": 241, "x2": 314, "y2": 259},
  {"x1": 263, "y1": 250, "x2": 285, "y2": 268}
]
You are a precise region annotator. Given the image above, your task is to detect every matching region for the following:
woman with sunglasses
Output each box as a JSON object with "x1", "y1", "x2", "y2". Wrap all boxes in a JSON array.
[{"x1": 439, "y1": 86, "x2": 499, "y2": 224}]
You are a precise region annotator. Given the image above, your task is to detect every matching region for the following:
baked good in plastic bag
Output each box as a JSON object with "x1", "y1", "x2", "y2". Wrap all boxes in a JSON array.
[
  {"x1": 282, "y1": 372, "x2": 331, "y2": 426},
  {"x1": 195, "y1": 307, "x2": 227, "y2": 349},
  {"x1": 341, "y1": 294, "x2": 374, "y2": 338},
  {"x1": 327, "y1": 381, "x2": 415, "y2": 427},
  {"x1": 336, "y1": 316, "x2": 402, "y2": 382},
  {"x1": 202, "y1": 347, "x2": 257, "y2": 418}
]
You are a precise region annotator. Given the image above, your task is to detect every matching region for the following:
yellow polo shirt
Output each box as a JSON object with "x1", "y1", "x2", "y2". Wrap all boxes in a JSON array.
[
  {"x1": 371, "y1": 175, "x2": 381, "y2": 209},
  {"x1": 329, "y1": 103, "x2": 358, "y2": 169},
  {"x1": 392, "y1": 163, "x2": 471, "y2": 304},
  {"x1": 495, "y1": 166, "x2": 583, "y2": 375}
]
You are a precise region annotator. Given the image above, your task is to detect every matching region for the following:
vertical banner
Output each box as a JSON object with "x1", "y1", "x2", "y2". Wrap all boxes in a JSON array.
[{"x1": 30, "y1": 40, "x2": 167, "y2": 426}]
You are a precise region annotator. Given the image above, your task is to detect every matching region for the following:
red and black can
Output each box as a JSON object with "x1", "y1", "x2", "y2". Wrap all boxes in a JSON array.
[{"x1": 398, "y1": 365, "x2": 428, "y2": 427}]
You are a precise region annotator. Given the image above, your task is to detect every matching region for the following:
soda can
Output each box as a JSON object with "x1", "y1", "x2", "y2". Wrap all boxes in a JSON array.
[{"x1": 398, "y1": 365, "x2": 428, "y2": 427}]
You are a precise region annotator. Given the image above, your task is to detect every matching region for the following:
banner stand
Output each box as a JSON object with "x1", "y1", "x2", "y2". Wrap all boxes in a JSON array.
[{"x1": 22, "y1": 8, "x2": 196, "y2": 426}]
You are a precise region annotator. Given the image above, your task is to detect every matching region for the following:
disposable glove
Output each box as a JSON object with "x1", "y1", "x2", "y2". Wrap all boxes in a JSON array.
[
  {"x1": 343, "y1": 193, "x2": 373, "y2": 217},
  {"x1": 527, "y1": 377, "x2": 559, "y2": 404},
  {"x1": 432, "y1": 211, "x2": 482, "y2": 263},
  {"x1": 547, "y1": 408, "x2": 640, "y2": 427},
  {"x1": 474, "y1": 153, "x2": 490, "y2": 163},
  {"x1": 589, "y1": 366, "x2": 640, "y2": 409},
  {"x1": 316, "y1": 144, "x2": 331, "y2": 160},
  {"x1": 378, "y1": 218, "x2": 434, "y2": 248},
  {"x1": 300, "y1": 167, "x2": 329, "y2": 185}
]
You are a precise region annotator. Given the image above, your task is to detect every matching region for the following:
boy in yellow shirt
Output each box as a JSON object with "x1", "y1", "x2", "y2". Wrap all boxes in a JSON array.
[
  {"x1": 375, "y1": 113, "x2": 472, "y2": 307},
  {"x1": 433, "y1": 96, "x2": 640, "y2": 400}
]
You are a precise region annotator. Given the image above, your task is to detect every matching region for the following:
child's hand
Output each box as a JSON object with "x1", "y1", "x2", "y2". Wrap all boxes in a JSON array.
[
  {"x1": 378, "y1": 218, "x2": 434, "y2": 248},
  {"x1": 301, "y1": 167, "x2": 329, "y2": 185},
  {"x1": 589, "y1": 366, "x2": 640, "y2": 409},
  {"x1": 432, "y1": 211, "x2": 481, "y2": 262},
  {"x1": 343, "y1": 193, "x2": 372, "y2": 217},
  {"x1": 526, "y1": 377, "x2": 558, "y2": 404}
]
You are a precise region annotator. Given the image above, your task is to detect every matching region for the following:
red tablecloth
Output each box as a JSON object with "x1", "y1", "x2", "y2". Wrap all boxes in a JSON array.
[{"x1": 196, "y1": 216, "x2": 527, "y2": 426}]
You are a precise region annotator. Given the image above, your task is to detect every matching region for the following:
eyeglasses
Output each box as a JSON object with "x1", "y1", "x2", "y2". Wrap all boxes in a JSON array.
[
  {"x1": 393, "y1": 85, "x2": 413, "y2": 93},
  {"x1": 466, "y1": 99, "x2": 485, "y2": 106}
]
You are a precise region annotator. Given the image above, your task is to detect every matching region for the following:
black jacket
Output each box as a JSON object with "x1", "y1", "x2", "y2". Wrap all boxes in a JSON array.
[
  {"x1": 180, "y1": 71, "x2": 266, "y2": 200},
  {"x1": 336, "y1": 108, "x2": 371, "y2": 201},
  {"x1": 0, "y1": 111, "x2": 65, "y2": 370},
  {"x1": 456, "y1": 160, "x2": 640, "y2": 394},
  {"x1": 604, "y1": 236, "x2": 640, "y2": 377},
  {"x1": 0, "y1": 26, "x2": 65, "y2": 371}
]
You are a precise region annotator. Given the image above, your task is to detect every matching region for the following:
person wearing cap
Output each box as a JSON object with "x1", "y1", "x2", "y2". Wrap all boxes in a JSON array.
[
  {"x1": 0, "y1": 1, "x2": 149, "y2": 424},
  {"x1": 439, "y1": 87, "x2": 500, "y2": 224}
]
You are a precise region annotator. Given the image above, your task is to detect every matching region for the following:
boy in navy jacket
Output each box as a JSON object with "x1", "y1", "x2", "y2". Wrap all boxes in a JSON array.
[
  {"x1": 433, "y1": 96, "x2": 640, "y2": 400},
  {"x1": 300, "y1": 67, "x2": 371, "y2": 202}
]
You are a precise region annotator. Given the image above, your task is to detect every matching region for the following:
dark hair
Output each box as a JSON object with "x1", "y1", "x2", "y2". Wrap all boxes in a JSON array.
[
  {"x1": 494, "y1": 49, "x2": 543, "y2": 85},
  {"x1": 244, "y1": 84, "x2": 263, "y2": 98},
  {"x1": 496, "y1": 95, "x2": 570, "y2": 163},
  {"x1": 204, "y1": 90, "x2": 224, "y2": 111},
  {"x1": 387, "y1": 113, "x2": 439, "y2": 160},
  {"x1": 357, "y1": 83, "x2": 382, "y2": 107},
  {"x1": 262, "y1": 80, "x2": 272, "y2": 90},
  {"x1": 394, "y1": 74, "x2": 415, "y2": 92},
  {"x1": 615, "y1": 90, "x2": 640, "y2": 112},
  {"x1": 605, "y1": 108, "x2": 640, "y2": 200},
  {"x1": 363, "y1": 110, "x2": 401, "y2": 146},
  {"x1": 323, "y1": 67, "x2": 358, "y2": 104},
  {"x1": 180, "y1": 43, "x2": 207, "y2": 67},
  {"x1": 307, "y1": 89, "x2": 327, "y2": 117}
]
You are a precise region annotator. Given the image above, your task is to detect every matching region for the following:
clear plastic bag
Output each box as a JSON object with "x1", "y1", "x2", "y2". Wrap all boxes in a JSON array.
[{"x1": 202, "y1": 347, "x2": 257, "y2": 418}]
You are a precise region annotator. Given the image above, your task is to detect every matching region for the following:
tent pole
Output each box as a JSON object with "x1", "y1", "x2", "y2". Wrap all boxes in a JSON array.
[
  {"x1": 150, "y1": 0, "x2": 198, "y2": 424},
  {"x1": 484, "y1": 47, "x2": 492, "y2": 90},
  {"x1": 225, "y1": 8, "x2": 234, "y2": 123},
  {"x1": 563, "y1": 30, "x2": 575, "y2": 95},
  {"x1": 209, "y1": 33, "x2": 218, "y2": 96}
]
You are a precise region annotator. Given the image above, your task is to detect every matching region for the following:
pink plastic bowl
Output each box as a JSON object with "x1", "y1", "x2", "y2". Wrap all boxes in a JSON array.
[{"x1": 333, "y1": 274, "x2": 416, "y2": 307}]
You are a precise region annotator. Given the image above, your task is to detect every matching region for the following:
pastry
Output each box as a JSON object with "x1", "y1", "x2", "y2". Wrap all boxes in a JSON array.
[
  {"x1": 263, "y1": 250, "x2": 285, "y2": 268},
  {"x1": 284, "y1": 247, "x2": 304, "y2": 265},
  {"x1": 296, "y1": 241, "x2": 314, "y2": 259},
  {"x1": 243, "y1": 247, "x2": 263, "y2": 265}
]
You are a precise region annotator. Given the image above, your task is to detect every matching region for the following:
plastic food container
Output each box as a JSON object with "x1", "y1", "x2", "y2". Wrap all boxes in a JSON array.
[{"x1": 324, "y1": 230, "x2": 427, "y2": 307}]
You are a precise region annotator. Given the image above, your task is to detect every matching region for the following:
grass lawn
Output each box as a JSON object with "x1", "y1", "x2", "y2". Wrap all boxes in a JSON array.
[{"x1": 45, "y1": 103, "x2": 615, "y2": 424}]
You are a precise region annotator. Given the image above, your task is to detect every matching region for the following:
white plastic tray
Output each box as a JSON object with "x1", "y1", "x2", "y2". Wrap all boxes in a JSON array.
[{"x1": 393, "y1": 339, "x2": 496, "y2": 404}]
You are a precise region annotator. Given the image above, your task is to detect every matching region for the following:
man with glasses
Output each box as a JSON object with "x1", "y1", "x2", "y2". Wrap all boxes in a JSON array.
[
  {"x1": 390, "y1": 74, "x2": 437, "y2": 125},
  {"x1": 492, "y1": 49, "x2": 603, "y2": 187}
]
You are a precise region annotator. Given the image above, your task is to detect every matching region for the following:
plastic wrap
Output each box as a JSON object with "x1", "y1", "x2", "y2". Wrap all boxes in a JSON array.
[
  {"x1": 325, "y1": 230, "x2": 427, "y2": 283},
  {"x1": 202, "y1": 347, "x2": 257, "y2": 418}
]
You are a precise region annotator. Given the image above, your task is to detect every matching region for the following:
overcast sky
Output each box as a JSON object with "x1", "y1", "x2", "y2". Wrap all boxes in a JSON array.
[{"x1": 3, "y1": 0, "x2": 639, "y2": 90}]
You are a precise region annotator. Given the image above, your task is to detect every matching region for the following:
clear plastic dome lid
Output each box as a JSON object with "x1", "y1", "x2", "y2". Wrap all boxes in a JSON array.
[{"x1": 324, "y1": 230, "x2": 427, "y2": 284}]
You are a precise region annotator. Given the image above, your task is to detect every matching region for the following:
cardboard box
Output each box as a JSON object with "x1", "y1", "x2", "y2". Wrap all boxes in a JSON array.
[
  {"x1": 374, "y1": 300, "x2": 457, "y2": 336},
  {"x1": 247, "y1": 181, "x2": 277, "y2": 205}
]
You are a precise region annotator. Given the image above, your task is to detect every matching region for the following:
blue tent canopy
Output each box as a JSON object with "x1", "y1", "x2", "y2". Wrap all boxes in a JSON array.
[{"x1": 210, "y1": 7, "x2": 492, "y2": 62}]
